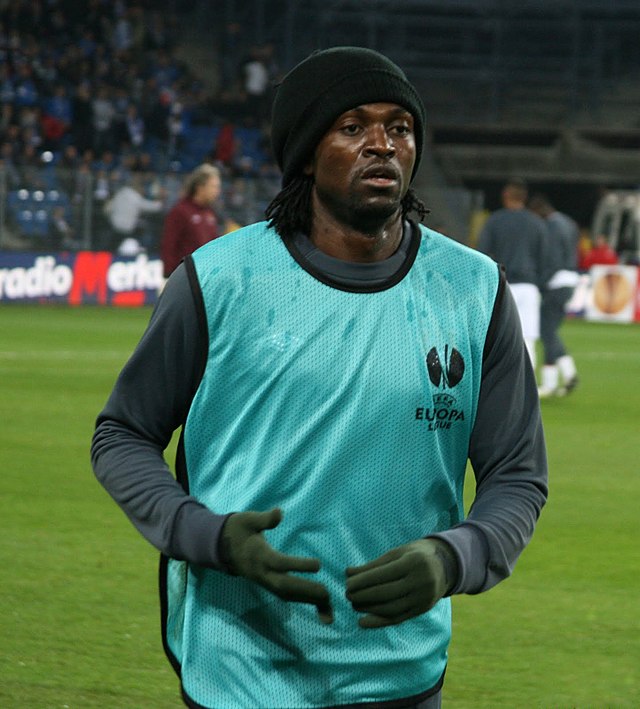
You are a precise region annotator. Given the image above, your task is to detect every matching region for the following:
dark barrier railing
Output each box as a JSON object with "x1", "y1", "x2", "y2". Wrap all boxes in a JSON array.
[{"x1": 0, "y1": 166, "x2": 281, "y2": 254}]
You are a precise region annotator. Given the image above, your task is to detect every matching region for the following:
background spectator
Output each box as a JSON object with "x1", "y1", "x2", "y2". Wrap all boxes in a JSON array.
[
  {"x1": 160, "y1": 163, "x2": 222, "y2": 277},
  {"x1": 477, "y1": 178, "x2": 551, "y2": 371},
  {"x1": 91, "y1": 85, "x2": 116, "y2": 155},
  {"x1": 103, "y1": 178, "x2": 164, "y2": 252},
  {"x1": 528, "y1": 193, "x2": 581, "y2": 397},
  {"x1": 242, "y1": 45, "x2": 270, "y2": 127},
  {"x1": 579, "y1": 234, "x2": 620, "y2": 270}
]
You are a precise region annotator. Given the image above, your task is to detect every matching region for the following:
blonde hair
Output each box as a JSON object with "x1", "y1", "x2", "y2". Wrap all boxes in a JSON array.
[{"x1": 184, "y1": 163, "x2": 220, "y2": 198}]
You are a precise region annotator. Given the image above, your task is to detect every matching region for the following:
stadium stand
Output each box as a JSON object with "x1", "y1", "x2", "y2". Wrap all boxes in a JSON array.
[
  {"x1": 3, "y1": 0, "x2": 640, "y2": 249},
  {"x1": 196, "y1": 0, "x2": 640, "y2": 237},
  {"x1": 0, "y1": 0, "x2": 280, "y2": 250}
]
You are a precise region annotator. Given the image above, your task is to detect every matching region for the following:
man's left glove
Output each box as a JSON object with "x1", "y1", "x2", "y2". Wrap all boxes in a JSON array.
[{"x1": 345, "y1": 538, "x2": 458, "y2": 629}]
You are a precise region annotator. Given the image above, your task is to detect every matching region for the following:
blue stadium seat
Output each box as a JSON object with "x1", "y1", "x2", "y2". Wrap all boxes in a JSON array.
[
  {"x1": 32, "y1": 189, "x2": 46, "y2": 204},
  {"x1": 45, "y1": 189, "x2": 70, "y2": 207},
  {"x1": 33, "y1": 208, "x2": 50, "y2": 237},
  {"x1": 9, "y1": 189, "x2": 31, "y2": 205},
  {"x1": 17, "y1": 208, "x2": 36, "y2": 236}
]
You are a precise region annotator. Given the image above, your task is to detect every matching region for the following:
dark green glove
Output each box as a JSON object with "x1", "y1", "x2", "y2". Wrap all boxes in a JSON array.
[
  {"x1": 220, "y1": 508, "x2": 333, "y2": 623},
  {"x1": 345, "y1": 538, "x2": 458, "y2": 629}
]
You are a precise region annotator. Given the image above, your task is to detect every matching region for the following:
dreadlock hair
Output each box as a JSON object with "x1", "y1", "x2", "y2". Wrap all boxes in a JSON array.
[
  {"x1": 265, "y1": 175, "x2": 429, "y2": 241},
  {"x1": 402, "y1": 189, "x2": 430, "y2": 224},
  {"x1": 265, "y1": 175, "x2": 314, "y2": 241}
]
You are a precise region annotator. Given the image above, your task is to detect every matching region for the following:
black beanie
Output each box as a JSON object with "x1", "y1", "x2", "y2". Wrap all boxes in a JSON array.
[{"x1": 271, "y1": 46, "x2": 426, "y2": 186}]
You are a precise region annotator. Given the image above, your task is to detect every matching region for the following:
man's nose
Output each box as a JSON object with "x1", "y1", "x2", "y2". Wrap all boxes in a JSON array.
[{"x1": 363, "y1": 125, "x2": 395, "y2": 158}]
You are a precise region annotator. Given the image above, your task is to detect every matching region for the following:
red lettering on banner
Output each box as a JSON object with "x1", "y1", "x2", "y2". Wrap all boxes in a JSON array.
[
  {"x1": 68, "y1": 251, "x2": 113, "y2": 305},
  {"x1": 112, "y1": 291, "x2": 146, "y2": 307}
]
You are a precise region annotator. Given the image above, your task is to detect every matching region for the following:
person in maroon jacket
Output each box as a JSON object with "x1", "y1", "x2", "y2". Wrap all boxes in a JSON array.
[{"x1": 160, "y1": 163, "x2": 222, "y2": 277}]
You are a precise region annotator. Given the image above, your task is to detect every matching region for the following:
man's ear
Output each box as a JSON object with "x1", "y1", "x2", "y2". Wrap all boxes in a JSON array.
[{"x1": 303, "y1": 159, "x2": 314, "y2": 176}]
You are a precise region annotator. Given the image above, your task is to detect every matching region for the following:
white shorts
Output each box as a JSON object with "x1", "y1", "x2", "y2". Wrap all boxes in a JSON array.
[{"x1": 508, "y1": 283, "x2": 540, "y2": 340}]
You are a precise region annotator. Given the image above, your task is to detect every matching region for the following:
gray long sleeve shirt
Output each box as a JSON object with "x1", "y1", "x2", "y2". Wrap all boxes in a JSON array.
[
  {"x1": 545, "y1": 210, "x2": 579, "y2": 277},
  {"x1": 478, "y1": 207, "x2": 551, "y2": 288},
  {"x1": 91, "y1": 222, "x2": 548, "y2": 596}
]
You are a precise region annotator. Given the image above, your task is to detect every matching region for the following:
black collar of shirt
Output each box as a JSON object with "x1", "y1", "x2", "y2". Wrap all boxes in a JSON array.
[{"x1": 282, "y1": 220, "x2": 422, "y2": 293}]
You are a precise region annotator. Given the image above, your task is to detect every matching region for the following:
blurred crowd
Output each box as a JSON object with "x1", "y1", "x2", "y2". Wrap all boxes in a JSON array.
[
  {"x1": 0, "y1": 0, "x2": 283, "y2": 251},
  {"x1": 2, "y1": 1, "x2": 194, "y2": 180}
]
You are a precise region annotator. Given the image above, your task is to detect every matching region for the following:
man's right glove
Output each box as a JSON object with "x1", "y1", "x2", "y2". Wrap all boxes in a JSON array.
[{"x1": 220, "y1": 507, "x2": 333, "y2": 623}]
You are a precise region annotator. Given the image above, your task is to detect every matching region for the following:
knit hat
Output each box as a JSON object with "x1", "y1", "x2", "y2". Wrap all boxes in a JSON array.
[{"x1": 271, "y1": 46, "x2": 426, "y2": 186}]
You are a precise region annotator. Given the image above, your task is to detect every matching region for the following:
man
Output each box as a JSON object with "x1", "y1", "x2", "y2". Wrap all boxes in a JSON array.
[
  {"x1": 103, "y1": 178, "x2": 163, "y2": 253},
  {"x1": 528, "y1": 193, "x2": 580, "y2": 396},
  {"x1": 160, "y1": 163, "x2": 222, "y2": 277},
  {"x1": 91, "y1": 47, "x2": 548, "y2": 709},
  {"x1": 477, "y1": 178, "x2": 550, "y2": 370}
]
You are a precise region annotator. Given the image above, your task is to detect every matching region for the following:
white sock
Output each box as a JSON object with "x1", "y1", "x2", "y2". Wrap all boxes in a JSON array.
[
  {"x1": 540, "y1": 365, "x2": 559, "y2": 392},
  {"x1": 557, "y1": 355, "x2": 577, "y2": 382}
]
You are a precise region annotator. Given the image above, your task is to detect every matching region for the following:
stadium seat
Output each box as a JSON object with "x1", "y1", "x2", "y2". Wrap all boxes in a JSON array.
[
  {"x1": 7, "y1": 191, "x2": 24, "y2": 209},
  {"x1": 33, "y1": 209, "x2": 50, "y2": 238},
  {"x1": 17, "y1": 208, "x2": 36, "y2": 236}
]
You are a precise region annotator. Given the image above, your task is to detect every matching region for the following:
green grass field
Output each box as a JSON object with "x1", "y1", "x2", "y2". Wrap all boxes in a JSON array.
[{"x1": 1, "y1": 305, "x2": 638, "y2": 708}]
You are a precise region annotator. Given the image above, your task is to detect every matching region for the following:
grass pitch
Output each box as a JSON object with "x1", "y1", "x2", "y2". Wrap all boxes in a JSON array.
[{"x1": 0, "y1": 305, "x2": 638, "y2": 708}]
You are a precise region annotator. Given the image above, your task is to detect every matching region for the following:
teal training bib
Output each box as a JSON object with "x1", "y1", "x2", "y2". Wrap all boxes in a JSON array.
[{"x1": 165, "y1": 222, "x2": 498, "y2": 708}]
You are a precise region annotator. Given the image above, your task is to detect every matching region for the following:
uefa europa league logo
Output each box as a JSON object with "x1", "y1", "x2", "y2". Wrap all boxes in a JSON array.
[{"x1": 426, "y1": 345, "x2": 465, "y2": 389}]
